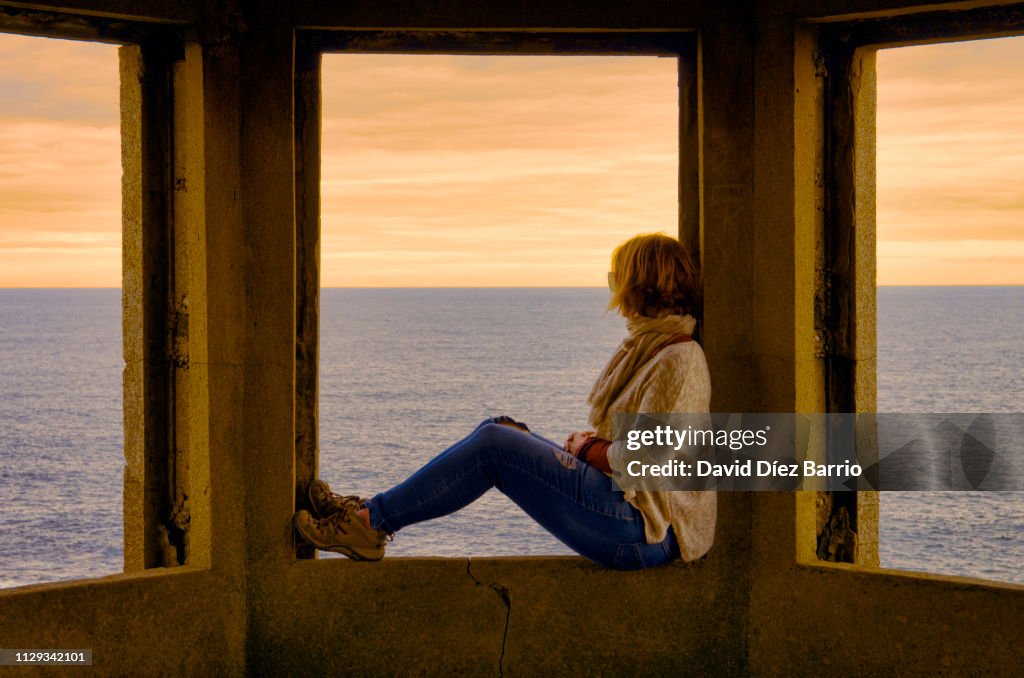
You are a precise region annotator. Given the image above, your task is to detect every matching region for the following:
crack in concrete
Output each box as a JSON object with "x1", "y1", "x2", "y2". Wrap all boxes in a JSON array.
[{"x1": 467, "y1": 560, "x2": 511, "y2": 678}]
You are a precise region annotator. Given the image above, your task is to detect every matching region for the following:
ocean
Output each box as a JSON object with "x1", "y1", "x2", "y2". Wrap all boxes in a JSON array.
[{"x1": 1, "y1": 286, "x2": 1022, "y2": 588}]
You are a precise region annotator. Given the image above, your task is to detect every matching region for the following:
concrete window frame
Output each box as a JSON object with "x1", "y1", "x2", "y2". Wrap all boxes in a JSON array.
[
  {"x1": 805, "y1": 4, "x2": 1024, "y2": 571},
  {"x1": 0, "y1": 6, "x2": 204, "y2": 575},
  {"x1": 291, "y1": 29, "x2": 701, "y2": 560}
]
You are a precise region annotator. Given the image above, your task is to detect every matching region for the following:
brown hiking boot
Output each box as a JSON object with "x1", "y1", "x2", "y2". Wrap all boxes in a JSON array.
[
  {"x1": 307, "y1": 479, "x2": 367, "y2": 519},
  {"x1": 294, "y1": 508, "x2": 390, "y2": 561}
]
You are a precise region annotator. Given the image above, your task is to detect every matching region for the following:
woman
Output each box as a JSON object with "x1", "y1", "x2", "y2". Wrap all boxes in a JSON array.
[{"x1": 293, "y1": 233, "x2": 715, "y2": 569}]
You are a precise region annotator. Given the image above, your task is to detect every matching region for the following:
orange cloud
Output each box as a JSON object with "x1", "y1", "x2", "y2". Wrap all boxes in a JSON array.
[
  {"x1": 0, "y1": 34, "x2": 119, "y2": 287},
  {"x1": 2, "y1": 33, "x2": 1023, "y2": 288},
  {"x1": 877, "y1": 36, "x2": 1024, "y2": 284},
  {"x1": 320, "y1": 54, "x2": 679, "y2": 287}
]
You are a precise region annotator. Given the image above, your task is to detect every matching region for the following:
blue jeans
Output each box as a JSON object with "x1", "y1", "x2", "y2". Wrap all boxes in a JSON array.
[{"x1": 363, "y1": 417, "x2": 679, "y2": 570}]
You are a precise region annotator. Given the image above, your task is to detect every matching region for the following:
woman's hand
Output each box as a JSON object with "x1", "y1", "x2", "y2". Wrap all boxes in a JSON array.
[{"x1": 563, "y1": 430, "x2": 595, "y2": 457}]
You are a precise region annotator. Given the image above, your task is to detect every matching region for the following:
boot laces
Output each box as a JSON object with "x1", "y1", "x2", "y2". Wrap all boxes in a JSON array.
[
  {"x1": 326, "y1": 492, "x2": 363, "y2": 513},
  {"x1": 319, "y1": 504, "x2": 394, "y2": 542},
  {"x1": 311, "y1": 487, "x2": 395, "y2": 543},
  {"x1": 318, "y1": 506, "x2": 355, "y2": 537}
]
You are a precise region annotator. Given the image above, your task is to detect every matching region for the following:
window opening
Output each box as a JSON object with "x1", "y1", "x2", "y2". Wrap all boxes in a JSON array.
[
  {"x1": 317, "y1": 53, "x2": 680, "y2": 557},
  {"x1": 876, "y1": 36, "x2": 1024, "y2": 585},
  {"x1": 0, "y1": 33, "x2": 122, "y2": 588}
]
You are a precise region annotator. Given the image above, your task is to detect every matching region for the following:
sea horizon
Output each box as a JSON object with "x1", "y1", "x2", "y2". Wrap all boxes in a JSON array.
[
  {"x1": 2, "y1": 283, "x2": 1024, "y2": 290},
  {"x1": 1, "y1": 286, "x2": 1022, "y2": 588}
]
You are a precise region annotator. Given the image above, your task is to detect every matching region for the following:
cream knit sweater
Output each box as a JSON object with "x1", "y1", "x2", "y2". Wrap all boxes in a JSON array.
[{"x1": 592, "y1": 340, "x2": 716, "y2": 562}]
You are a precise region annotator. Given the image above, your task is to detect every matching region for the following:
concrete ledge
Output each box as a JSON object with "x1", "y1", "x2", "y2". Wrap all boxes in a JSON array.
[
  {"x1": 749, "y1": 559, "x2": 1024, "y2": 675},
  {"x1": 249, "y1": 556, "x2": 741, "y2": 676},
  {"x1": 0, "y1": 566, "x2": 245, "y2": 676},
  {"x1": 799, "y1": 559, "x2": 1024, "y2": 593}
]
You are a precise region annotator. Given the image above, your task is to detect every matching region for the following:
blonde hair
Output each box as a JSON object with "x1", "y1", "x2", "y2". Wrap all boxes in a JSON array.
[{"x1": 608, "y1": 233, "x2": 701, "y2": 319}]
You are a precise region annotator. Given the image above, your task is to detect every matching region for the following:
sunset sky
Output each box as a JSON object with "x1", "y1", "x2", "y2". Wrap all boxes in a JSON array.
[{"x1": 0, "y1": 33, "x2": 1022, "y2": 287}]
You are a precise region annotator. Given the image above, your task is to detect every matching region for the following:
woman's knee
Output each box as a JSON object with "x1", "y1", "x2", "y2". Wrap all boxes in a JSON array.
[
  {"x1": 470, "y1": 419, "x2": 508, "y2": 449},
  {"x1": 473, "y1": 416, "x2": 508, "y2": 435},
  {"x1": 467, "y1": 419, "x2": 538, "y2": 469}
]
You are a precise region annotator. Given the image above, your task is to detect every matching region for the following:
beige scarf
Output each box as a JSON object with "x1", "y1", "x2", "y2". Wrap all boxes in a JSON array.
[{"x1": 587, "y1": 313, "x2": 697, "y2": 428}]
